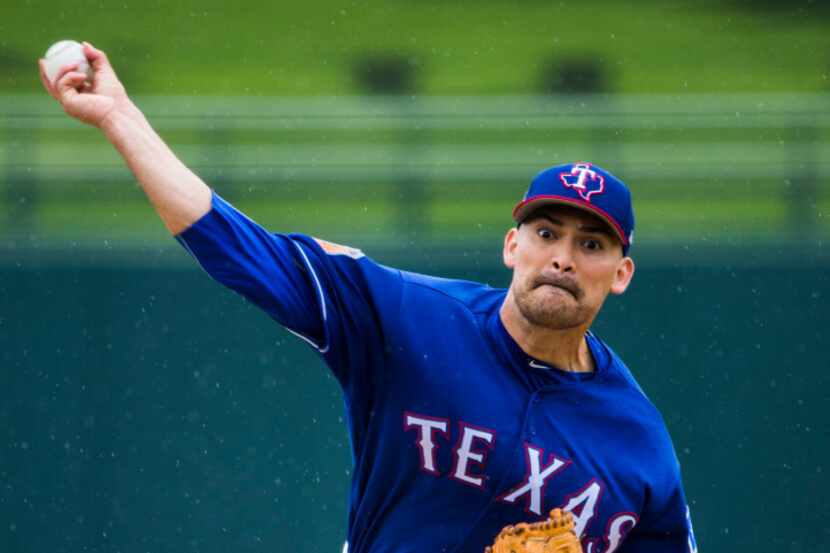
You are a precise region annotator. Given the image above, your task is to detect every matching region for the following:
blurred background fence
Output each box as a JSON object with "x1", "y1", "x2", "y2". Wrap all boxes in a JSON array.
[{"x1": 2, "y1": 92, "x2": 829, "y2": 256}]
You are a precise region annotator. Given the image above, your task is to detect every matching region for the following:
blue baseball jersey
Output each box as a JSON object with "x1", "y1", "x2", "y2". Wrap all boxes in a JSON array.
[{"x1": 176, "y1": 192, "x2": 698, "y2": 553}]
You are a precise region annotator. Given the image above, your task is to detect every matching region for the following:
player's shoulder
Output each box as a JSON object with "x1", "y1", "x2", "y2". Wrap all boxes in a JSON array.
[
  {"x1": 594, "y1": 336, "x2": 675, "y2": 438},
  {"x1": 589, "y1": 334, "x2": 640, "y2": 391},
  {"x1": 596, "y1": 338, "x2": 649, "y2": 398},
  {"x1": 287, "y1": 234, "x2": 403, "y2": 284},
  {"x1": 287, "y1": 233, "x2": 502, "y2": 310},
  {"x1": 399, "y1": 270, "x2": 505, "y2": 313},
  {"x1": 288, "y1": 234, "x2": 367, "y2": 260}
]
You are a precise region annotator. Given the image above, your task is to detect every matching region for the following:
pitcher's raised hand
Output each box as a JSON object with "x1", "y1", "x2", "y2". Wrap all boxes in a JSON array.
[{"x1": 39, "y1": 41, "x2": 130, "y2": 128}]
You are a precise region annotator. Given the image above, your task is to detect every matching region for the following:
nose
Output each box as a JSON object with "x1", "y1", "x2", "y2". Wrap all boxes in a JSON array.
[{"x1": 550, "y1": 241, "x2": 575, "y2": 273}]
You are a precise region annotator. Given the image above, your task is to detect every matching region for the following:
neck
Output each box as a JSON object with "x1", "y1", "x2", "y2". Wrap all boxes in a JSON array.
[{"x1": 499, "y1": 290, "x2": 595, "y2": 373}]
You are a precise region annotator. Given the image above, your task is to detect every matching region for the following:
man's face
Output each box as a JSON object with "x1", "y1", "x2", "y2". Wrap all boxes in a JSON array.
[{"x1": 503, "y1": 205, "x2": 635, "y2": 330}]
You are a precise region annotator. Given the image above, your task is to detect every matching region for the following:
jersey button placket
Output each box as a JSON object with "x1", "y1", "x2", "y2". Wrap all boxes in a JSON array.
[{"x1": 526, "y1": 392, "x2": 542, "y2": 438}]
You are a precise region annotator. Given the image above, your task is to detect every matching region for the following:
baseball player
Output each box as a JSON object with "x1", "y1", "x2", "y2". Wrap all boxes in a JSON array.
[{"x1": 40, "y1": 43, "x2": 698, "y2": 553}]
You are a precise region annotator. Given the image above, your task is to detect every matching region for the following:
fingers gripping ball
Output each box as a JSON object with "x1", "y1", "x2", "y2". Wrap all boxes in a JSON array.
[
  {"x1": 43, "y1": 40, "x2": 93, "y2": 84},
  {"x1": 485, "y1": 509, "x2": 582, "y2": 553}
]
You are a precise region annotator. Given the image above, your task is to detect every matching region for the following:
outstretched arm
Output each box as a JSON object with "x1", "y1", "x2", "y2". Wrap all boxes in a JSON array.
[
  {"x1": 39, "y1": 41, "x2": 211, "y2": 235},
  {"x1": 38, "y1": 43, "x2": 405, "y2": 380}
]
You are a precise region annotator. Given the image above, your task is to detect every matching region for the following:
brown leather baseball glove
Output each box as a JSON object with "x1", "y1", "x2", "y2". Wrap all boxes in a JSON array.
[{"x1": 484, "y1": 508, "x2": 582, "y2": 553}]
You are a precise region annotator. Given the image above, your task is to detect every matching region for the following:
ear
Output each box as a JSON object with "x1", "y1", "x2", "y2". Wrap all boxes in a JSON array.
[
  {"x1": 610, "y1": 256, "x2": 635, "y2": 295},
  {"x1": 503, "y1": 227, "x2": 519, "y2": 269}
]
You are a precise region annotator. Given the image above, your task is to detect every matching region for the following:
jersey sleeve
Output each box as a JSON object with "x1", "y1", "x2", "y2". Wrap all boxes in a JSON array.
[
  {"x1": 617, "y1": 458, "x2": 698, "y2": 553},
  {"x1": 174, "y1": 190, "x2": 404, "y2": 390}
]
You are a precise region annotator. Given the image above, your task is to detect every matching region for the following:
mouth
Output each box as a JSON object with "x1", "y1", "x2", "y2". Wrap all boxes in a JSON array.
[
  {"x1": 544, "y1": 284, "x2": 576, "y2": 298},
  {"x1": 535, "y1": 279, "x2": 580, "y2": 299}
]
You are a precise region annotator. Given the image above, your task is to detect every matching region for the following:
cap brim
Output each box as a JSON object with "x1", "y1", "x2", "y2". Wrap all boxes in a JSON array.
[{"x1": 512, "y1": 195, "x2": 629, "y2": 248}]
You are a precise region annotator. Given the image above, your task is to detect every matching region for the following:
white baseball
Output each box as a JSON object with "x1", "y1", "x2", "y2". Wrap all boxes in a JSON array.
[{"x1": 43, "y1": 40, "x2": 93, "y2": 85}]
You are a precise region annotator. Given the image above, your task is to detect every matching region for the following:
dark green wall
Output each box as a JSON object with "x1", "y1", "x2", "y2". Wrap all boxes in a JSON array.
[{"x1": 2, "y1": 250, "x2": 828, "y2": 552}]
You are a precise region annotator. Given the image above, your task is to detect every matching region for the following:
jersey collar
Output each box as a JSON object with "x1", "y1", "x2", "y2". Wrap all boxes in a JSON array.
[{"x1": 485, "y1": 298, "x2": 610, "y2": 384}]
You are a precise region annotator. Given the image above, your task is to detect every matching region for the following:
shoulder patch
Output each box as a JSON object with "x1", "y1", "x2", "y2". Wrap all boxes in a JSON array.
[{"x1": 313, "y1": 238, "x2": 365, "y2": 259}]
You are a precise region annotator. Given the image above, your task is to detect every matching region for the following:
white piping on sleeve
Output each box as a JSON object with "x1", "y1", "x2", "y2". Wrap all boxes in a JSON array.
[
  {"x1": 291, "y1": 240, "x2": 331, "y2": 354},
  {"x1": 285, "y1": 327, "x2": 325, "y2": 351},
  {"x1": 178, "y1": 232, "x2": 330, "y2": 355}
]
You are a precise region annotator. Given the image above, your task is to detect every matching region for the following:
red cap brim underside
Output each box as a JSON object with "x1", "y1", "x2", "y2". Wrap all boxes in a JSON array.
[{"x1": 511, "y1": 195, "x2": 629, "y2": 247}]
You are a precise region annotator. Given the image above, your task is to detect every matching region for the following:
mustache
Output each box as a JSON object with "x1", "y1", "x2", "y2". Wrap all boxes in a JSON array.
[{"x1": 533, "y1": 274, "x2": 582, "y2": 299}]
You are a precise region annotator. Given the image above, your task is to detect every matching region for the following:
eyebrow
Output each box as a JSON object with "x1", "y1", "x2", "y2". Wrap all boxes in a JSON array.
[{"x1": 533, "y1": 214, "x2": 615, "y2": 238}]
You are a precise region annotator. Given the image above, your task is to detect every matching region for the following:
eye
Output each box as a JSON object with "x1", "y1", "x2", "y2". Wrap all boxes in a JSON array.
[
  {"x1": 537, "y1": 228, "x2": 554, "y2": 240},
  {"x1": 582, "y1": 238, "x2": 603, "y2": 251}
]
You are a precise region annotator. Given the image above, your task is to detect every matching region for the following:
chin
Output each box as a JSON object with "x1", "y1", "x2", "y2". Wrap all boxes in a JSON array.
[{"x1": 520, "y1": 295, "x2": 586, "y2": 329}]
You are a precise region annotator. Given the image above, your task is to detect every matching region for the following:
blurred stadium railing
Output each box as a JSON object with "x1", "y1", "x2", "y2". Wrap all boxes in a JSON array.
[{"x1": 2, "y1": 93, "x2": 828, "y2": 264}]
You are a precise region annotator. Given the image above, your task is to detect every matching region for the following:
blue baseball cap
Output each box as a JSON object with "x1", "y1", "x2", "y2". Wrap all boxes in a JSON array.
[{"x1": 512, "y1": 162, "x2": 635, "y2": 255}]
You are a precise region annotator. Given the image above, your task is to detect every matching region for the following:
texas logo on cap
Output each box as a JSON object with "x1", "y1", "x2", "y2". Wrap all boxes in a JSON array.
[
  {"x1": 560, "y1": 163, "x2": 605, "y2": 202},
  {"x1": 512, "y1": 162, "x2": 635, "y2": 254}
]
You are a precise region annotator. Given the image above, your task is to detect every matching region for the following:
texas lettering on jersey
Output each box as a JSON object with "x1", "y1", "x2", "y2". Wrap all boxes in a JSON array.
[{"x1": 405, "y1": 411, "x2": 635, "y2": 553}]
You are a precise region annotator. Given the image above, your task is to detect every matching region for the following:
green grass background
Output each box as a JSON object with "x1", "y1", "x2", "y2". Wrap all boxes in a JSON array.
[{"x1": 3, "y1": 0, "x2": 829, "y2": 95}]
